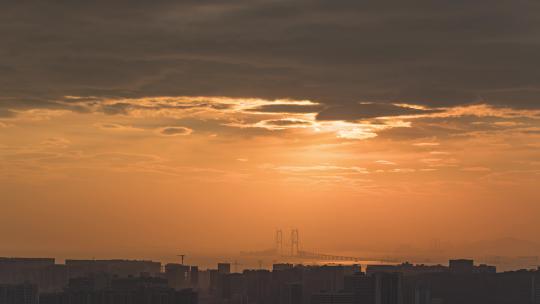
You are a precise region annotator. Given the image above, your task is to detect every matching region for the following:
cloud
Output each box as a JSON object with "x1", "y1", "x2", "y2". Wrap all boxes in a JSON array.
[
  {"x1": 100, "y1": 103, "x2": 133, "y2": 115},
  {"x1": 40, "y1": 137, "x2": 70, "y2": 148},
  {"x1": 493, "y1": 121, "x2": 524, "y2": 127},
  {"x1": 430, "y1": 151, "x2": 450, "y2": 155},
  {"x1": 11, "y1": 109, "x2": 70, "y2": 121},
  {"x1": 0, "y1": 109, "x2": 16, "y2": 118},
  {"x1": 316, "y1": 103, "x2": 440, "y2": 121},
  {"x1": 1, "y1": 1, "x2": 540, "y2": 110},
  {"x1": 245, "y1": 104, "x2": 323, "y2": 114},
  {"x1": 263, "y1": 119, "x2": 312, "y2": 126},
  {"x1": 420, "y1": 158, "x2": 459, "y2": 168},
  {"x1": 95, "y1": 123, "x2": 143, "y2": 132},
  {"x1": 158, "y1": 126, "x2": 193, "y2": 136},
  {"x1": 413, "y1": 142, "x2": 440, "y2": 147},
  {"x1": 272, "y1": 165, "x2": 369, "y2": 174},
  {"x1": 462, "y1": 166, "x2": 491, "y2": 172},
  {"x1": 375, "y1": 160, "x2": 396, "y2": 165},
  {"x1": 252, "y1": 119, "x2": 314, "y2": 130},
  {"x1": 90, "y1": 152, "x2": 162, "y2": 164},
  {"x1": 4, "y1": 94, "x2": 536, "y2": 142}
]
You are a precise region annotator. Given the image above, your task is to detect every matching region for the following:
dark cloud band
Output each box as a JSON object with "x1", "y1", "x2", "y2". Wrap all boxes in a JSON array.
[{"x1": 1, "y1": 1, "x2": 539, "y2": 110}]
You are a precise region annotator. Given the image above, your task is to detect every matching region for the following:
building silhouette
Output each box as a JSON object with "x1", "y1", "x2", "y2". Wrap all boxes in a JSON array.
[
  {"x1": 0, "y1": 283, "x2": 38, "y2": 304},
  {"x1": 1, "y1": 256, "x2": 540, "y2": 304}
]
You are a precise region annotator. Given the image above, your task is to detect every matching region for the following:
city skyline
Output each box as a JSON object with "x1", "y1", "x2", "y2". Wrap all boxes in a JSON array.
[{"x1": 2, "y1": 255, "x2": 539, "y2": 304}]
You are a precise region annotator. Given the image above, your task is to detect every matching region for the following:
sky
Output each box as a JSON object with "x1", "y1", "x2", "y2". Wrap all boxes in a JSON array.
[{"x1": 0, "y1": 1, "x2": 539, "y2": 260}]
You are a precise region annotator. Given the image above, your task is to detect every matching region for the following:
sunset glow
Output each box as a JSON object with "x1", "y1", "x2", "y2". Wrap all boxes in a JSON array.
[
  {"x1": 1, "y1": 1, "x2": 539, "y2": 264},
  {"x1": 1, "y1": 94, "x2": 539, "y2": 258}
]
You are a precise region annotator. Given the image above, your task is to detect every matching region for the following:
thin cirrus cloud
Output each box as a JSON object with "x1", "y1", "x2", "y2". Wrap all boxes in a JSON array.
[
  {"x1": 95, "y1": 123, "x2": 144, "y2": 132},
  {"x1": 271, "y1": 165, "x2": 369, "y2": 175},
  {"x1": 375, "y1": 160, "x2": 397, "y2": 166}
]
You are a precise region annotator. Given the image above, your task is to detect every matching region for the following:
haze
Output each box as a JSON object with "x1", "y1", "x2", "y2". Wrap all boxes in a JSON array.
[{"x1": 0, "y1": 2, "x2": 539, "y2": 263}]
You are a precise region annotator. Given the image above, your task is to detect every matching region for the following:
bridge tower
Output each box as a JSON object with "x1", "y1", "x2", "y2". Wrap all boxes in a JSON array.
[
  {"x1": 275, "y1": 229, "x2": 283, "y2": 255},
  {"x1": 290, "y1": 229, "x2": 299, "y2": 256}
]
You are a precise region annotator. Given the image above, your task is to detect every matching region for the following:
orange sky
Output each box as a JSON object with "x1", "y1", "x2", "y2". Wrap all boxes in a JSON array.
[{"x1": 1, "y1": 96, "x2": 539, "y2": 259}]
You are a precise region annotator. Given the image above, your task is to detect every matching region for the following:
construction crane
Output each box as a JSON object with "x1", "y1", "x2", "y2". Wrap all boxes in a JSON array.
[{"x1": 177, "y1": 254, "x2": 186, "y2": 265}]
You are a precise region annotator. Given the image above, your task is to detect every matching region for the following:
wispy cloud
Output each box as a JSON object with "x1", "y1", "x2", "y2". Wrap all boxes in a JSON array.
[
  {"x1": 95, "y1": 123, "x2": 144, "y2": 132},
  {"x1": 413, "y1": 142, "x2": 440, "y2": 147},
  {"x1": 375, "y1": 160, "x2": 396, "y2": 165}
]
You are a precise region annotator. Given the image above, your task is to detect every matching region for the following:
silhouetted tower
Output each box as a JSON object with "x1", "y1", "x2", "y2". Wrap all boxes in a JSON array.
[
  {"x1": 275, "y1": 229, "x2": 283, "y2": 255},
  {"x1": 177, "y1": 254, "x2": 186, "y2": 265},
  {"x1": 290, "y1": 229, "x2": 299, "y2": 256}
]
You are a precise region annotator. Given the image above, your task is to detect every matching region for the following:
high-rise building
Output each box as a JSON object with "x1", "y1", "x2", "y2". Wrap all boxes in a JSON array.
[
  {"x1": 190, "y1": 266, "x2": 199, "y2": 287},
  {"x1": 244, "y1": 270, "x2": 273, "y2": 304},
  {"x1": 0, "y1": 258, "x2": 67, "y2": 293},
  {"x1": 280, "y1": 282, "x2": 302, "y2": 304},
  {"x1": 311, "y1": 292, "x2": 355, "y2": 304},
  {"x1": 413, "y1": 283, "x2": 431, "y2": 304},
  {"x1": 375, "y1": 272, "x2": 403, "y2": 304},
  {"x1": 0, "y1": 283, "x2": 38, "y2": 304},
  {"x1": 274, "y1": 264, "x2": 294, "y2": 272},
  {"x1": 344, "y1": 273, "x2": 375, "y2": 303},
  {"x1": 534, "y1": 270, "x2": 540, "y2": 304},
  {"x1": 40, "y1": 275, "x2": 198, "y2": 304},
  {"x1": 165, "y1": 263, "x2": 191, "y2": 290},
  {"x1": 218, "y1": 263, "x2": 231, "y2": 275},
  {"x1": 222, "y1": 273, "x2": 246, "y2": 302},
  {"x1": 449, "y1": 259, "x2": 474, "y2": 274},
  {"x1": 65, "y1": 259, "x2": 161, "y2": 278}
]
